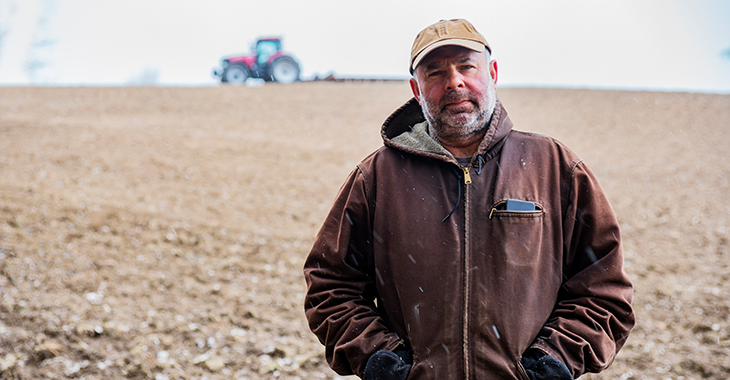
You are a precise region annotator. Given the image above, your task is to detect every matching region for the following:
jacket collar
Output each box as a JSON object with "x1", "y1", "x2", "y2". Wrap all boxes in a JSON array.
[{"x1": 381, "y1": 97, "x2": 513, "y2": 162}]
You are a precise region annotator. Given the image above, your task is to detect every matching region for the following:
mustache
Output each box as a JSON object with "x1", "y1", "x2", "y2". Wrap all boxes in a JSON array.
[{"x1": 440, "y1": 90, "x2": 475, "y2": 108}]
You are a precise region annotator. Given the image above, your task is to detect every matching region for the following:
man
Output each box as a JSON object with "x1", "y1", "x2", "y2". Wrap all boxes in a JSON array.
[{"x1": 303, "y1": 19, "x2": 634, "y2": 380}]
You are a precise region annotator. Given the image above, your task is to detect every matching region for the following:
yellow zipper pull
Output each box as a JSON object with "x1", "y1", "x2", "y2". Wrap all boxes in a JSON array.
[{"x1": 462, "y1": 166, "x2": 472, "y2": 184}]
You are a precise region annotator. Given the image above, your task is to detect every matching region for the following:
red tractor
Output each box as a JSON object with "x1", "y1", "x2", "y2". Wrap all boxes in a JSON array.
[{"x1": 213, "y1": 37, "x2": 301, "y2": 84}]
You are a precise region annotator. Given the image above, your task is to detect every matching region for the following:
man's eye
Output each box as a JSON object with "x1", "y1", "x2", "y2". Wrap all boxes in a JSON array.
[{"x1": 428, "y1": 71, "x2": 442, "y2": 77}]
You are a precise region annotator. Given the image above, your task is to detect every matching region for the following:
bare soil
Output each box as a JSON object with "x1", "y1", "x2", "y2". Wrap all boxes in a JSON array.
[{"x1": 0, "y1": 84, "x2": 728, "y2": 380}]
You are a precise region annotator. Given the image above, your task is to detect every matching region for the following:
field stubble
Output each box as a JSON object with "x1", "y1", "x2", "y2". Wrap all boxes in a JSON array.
[{"x1": 0, "y1": 84, "x2": 728, "y2": 379}]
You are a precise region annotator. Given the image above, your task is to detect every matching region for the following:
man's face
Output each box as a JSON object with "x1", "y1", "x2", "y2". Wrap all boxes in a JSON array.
[{"x1": 410, "y1": 46, "x2": 497, "y2": 140}]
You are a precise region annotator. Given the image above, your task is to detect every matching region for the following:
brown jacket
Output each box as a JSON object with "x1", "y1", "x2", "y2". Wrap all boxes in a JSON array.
[{"x1": 303, "y1": 98, "x2": 634, "y2": 379}]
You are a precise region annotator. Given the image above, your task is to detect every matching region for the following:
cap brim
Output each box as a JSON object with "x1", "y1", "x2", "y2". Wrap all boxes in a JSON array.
[{"x1": 411, "y1": 39, "x2": 486, "y2": 72}]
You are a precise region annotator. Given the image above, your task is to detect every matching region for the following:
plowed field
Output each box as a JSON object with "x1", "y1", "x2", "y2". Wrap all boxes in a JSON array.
[{"x1": 0, "y1": 84, "x2": 728, "y2": 379}]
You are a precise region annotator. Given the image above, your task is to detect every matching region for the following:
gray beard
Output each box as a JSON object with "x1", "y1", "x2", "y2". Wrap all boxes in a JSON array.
[{"x1": 420, "y1": 80, "x2": 497, "y2": 140}]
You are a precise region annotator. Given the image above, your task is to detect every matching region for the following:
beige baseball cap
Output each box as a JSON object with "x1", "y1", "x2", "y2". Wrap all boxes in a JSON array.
[{"x1": 410, "y1": 19, "x2": 491, "y2": 74}]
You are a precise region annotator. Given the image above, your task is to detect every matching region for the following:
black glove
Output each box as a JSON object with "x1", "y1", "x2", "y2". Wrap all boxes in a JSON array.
[
  {"x1": 363, "y1": 348, "x2": 412, "y2": 380},
  {"x1": 520, "y1": 349, "x2": 573, "y2": 380}
]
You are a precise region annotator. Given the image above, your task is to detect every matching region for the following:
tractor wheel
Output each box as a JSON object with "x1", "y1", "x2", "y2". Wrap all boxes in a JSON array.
[
  {"x1": 224, "y1": 64, "x2": 249, "y2": 85},
  {"x1": 268, "y1": 57, "x2": 300, "y2": 84}
]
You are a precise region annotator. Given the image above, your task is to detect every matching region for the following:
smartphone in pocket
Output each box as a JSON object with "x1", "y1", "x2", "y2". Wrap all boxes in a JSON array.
[{"x1": 505, "y1": 199, "x2": 536, "y2": 211}]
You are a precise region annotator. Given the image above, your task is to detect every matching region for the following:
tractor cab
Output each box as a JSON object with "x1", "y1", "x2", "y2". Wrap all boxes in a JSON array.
[
  {"x1": 255, "y1": 39, "x2": 281, "y2": 64},
  {"x1": 251, "y1": 38, "x2": 283, "y2": 78}
]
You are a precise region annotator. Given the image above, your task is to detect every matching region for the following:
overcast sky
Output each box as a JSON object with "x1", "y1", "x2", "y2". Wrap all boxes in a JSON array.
[{"x1": 0, "y1": 0, "x2": 729, "y2": 92}]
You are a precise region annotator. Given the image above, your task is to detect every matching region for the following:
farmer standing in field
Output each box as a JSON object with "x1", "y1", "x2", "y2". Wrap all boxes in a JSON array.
[{"x1": 303, "y1": 19, "x2": 635, "y2": 380}]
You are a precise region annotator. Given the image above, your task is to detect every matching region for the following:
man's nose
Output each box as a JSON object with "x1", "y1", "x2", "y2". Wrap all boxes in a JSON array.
[{"x1": 445, "y1": 70, "x2": 465, "y2": 91}]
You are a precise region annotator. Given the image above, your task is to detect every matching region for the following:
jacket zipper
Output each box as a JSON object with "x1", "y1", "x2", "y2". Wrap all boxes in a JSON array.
[
  {"x1": 517, "y1": 361, "x2": 531, "y2": 380},
  {"x1": 462, "y1": 166, "x2": 472, "y2": 184},
  {"x1": 461, "y1": 164, "x2": 471, "y2": 380}
]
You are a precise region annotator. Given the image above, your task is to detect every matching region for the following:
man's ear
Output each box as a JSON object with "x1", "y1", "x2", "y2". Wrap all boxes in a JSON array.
[
  {"x1": 409, "y1": 78, "x2": 421, "y2": 103},
  {"x1": 490, "y1": 60, "x2": 498, "y2": 84}
]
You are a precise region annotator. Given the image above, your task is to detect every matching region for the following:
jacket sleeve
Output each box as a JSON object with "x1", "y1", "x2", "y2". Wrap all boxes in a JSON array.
[
  {"x1": 303, "y1": 167, "x2": 403, "y2": 377},
  {"x1": 531, "y1": 160, "x2": 635, "y2": 378}
]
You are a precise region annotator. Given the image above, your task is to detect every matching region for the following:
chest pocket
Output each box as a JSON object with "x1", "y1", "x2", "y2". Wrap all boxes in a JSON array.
[{"x1": 488, "y1": 199, "x2": 545, "y2": 266}]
